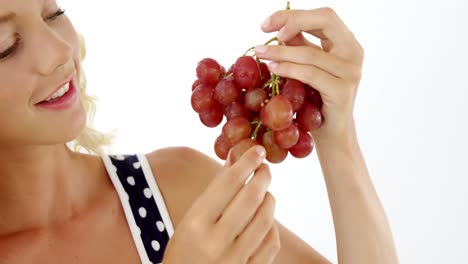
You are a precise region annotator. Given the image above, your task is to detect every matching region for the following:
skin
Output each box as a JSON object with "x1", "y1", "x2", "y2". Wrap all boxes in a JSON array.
[{"x1": 0, "y1": 0, "x2": 398, "y2": 263}]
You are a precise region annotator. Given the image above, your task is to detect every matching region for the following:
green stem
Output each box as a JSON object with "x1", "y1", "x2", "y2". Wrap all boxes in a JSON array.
[
  {"x1": 243, "y1": 46, "x2": 256, "y2": 56},
  {"x1": 263, "y1": 36, "x2": 281, "y2": 46},
  {"x1": 271, "y1": 74, "x2": 281, "y2": 96},
  {"x1": 286, "y1": 0, "x2": 291, "y2": 10},
  {"x1": 251, "y1": 121, "x2": 263, "y2": 140},
  {"x1": 250, "y1": 119, "x2": 260, "y2": 125}
]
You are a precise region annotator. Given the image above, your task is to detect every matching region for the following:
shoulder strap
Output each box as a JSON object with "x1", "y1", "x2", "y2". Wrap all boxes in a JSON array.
[{"x1": 102, "y1": 154, "x2": 174, "y2": 264}]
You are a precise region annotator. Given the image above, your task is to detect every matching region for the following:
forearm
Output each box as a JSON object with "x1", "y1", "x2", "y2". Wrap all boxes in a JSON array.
[{"x1": 314, "y1": 125, "x2": 398, "y2": 264}]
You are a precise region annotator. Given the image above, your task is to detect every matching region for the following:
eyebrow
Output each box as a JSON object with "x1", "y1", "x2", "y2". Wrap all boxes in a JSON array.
[{"x1": 0, "y1": 13, "x2": 15, "y2": 24}]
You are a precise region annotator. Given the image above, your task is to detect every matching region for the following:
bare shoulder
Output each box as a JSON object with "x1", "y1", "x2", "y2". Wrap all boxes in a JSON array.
[{"x1": 144, "y1": 146, "x2": 221, "y2": 228}]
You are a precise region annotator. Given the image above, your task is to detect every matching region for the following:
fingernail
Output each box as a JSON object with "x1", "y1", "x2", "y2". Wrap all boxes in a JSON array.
[
  {"x1": 277, "y1": 27, "x2": 287, "y2": 41},
  {"x1": 261, "y1": 16, "x2": 271, "y2": 29},
  {"x1": 256, "y1": 146, "x2": 266, "y2": 158},
  {"x1": 255, "y1": 45, "x2": 268, "y2": 54},
  {"x1": 268, "y1": 62, "x2": 279, "y2": 70}
]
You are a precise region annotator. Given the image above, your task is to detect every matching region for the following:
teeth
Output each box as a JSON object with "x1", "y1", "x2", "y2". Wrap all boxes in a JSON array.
[{"x1": 46, "y1": 82, "x2": 70, "y2": 101}]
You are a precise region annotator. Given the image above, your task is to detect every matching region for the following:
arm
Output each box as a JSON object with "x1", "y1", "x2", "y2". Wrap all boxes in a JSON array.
[
  {"x1": 315, "y1": 125, "x2": 398, "y2": 263},
  {"x1": 256, "y1": 7, "x2": 399, "y2": 263}
]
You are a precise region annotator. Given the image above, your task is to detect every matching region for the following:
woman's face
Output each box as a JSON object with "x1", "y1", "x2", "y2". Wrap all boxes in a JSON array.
[{"x1": 0, "y1": 0, "x2": 85, "y2": 148}]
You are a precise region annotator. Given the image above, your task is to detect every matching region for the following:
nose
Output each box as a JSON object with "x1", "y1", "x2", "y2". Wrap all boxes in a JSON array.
[{"x1": 31, "y1": 23, "x2": 74, "y2": 76}]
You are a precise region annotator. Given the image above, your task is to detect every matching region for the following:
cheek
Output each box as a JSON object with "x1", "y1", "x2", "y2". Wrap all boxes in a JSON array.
[
  {"x1": 0, "y1": 87, "x2": 34, "y2": 141},
  {"x1": 0, "y1": 80, "x2": 31, "y2": 110}
]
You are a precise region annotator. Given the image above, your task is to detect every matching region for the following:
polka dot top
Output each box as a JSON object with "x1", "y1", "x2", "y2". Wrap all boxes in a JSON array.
[{"x1": 101, "y1": 154, "x2": 175, "y2": 264}]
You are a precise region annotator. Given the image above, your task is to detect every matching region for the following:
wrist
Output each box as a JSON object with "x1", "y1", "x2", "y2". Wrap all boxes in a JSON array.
[{"x1": 313, "y1": 119, "x2": 359, "y2": 151}]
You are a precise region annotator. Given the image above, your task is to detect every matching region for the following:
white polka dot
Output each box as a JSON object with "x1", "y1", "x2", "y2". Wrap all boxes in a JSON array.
[
  {"x1": 133, "y1": 162, "x2": 141, "y2": 169},
  {"x1": 139, "y1": 207, "x2": 147, "y2": 218},
  {"x1": 151, "y1": 240, "x2": 160, "y2": 251},
  {"x1": 115, "y1": 155, "x2": 125, "y2": 160},
  {"x1": 156, "y1": 221, "x2": 165, "y2": 232},
  {"x1": 127, "y1": 176, "x2": 135, "y2": 186},
  {"x1": 144, "y1": 188, "x2": 152, "y2": 199},
  {"x1": 124, "y1": 192, "x2": 130, "y2": 200},
  {"x1": 135, "y1": 226, "x2": 141, "y2": 235},
  {"x1": 111, "y1": 165, "x2": 118, "y2": 172}
]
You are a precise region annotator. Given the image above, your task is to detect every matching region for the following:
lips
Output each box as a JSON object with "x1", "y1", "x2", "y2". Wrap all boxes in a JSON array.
[
  {"x1": 36, "y1": 73, "x2": 75, "y2": 104},
  {"x1": 34, "y1": 80, "x2": 78, "y2": 111}
]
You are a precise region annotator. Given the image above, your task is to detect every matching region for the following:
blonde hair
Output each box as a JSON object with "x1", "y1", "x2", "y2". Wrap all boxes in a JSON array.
[{"x1": 68, "y1": 34, "x2": 114, "y2": 155}]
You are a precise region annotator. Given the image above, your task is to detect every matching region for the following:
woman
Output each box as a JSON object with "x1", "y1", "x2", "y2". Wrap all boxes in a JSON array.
[{"x1": 0, "y1": 0, "x2": 398, "y2": 263}]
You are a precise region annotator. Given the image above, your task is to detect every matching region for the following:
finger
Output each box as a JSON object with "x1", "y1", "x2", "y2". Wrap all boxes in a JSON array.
[
  {"x1": 247, "y1": 223, "x2": 281, "y2": 264},
  {"x1": 255, "y1": 44, "x2": 357, "y2": 79},
  {"x1": 267, "y1": 61, "x2": 345, "y2": 100},
  {"x1": 261, "y1": 8, "x2": 360, "y2": 61},
  {"x1": 229, "y1": 192, "x2": 276, "y2": 261},
  {"x1": 192, "y1": 146, "x2": 266, "y2": 223},
  {"x1": 215, "y1": 164, "x2": 272, "y2": 242},
  {"x1": 261, "y1": 8, "x2": 350, "y2": 43},
  {"x1": 283, "y1": 32, "x2": 321, "y2": 48}
]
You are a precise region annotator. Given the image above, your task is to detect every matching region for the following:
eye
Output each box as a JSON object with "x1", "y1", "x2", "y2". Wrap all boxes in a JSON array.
[
  {"x1": 46, "y1": 8, "x2": 66, "y2": 22},
  {"x1": 0, "y1": 34, "x2": 21, "y2": 61},
  {"x1": 0, "y1": 9, "x2": 66, "y2": 62}
]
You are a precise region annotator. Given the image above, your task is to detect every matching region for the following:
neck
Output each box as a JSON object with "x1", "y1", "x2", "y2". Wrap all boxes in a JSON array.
[{"x1": 0, "y1": 144, "x2": 101, "y2": 236}]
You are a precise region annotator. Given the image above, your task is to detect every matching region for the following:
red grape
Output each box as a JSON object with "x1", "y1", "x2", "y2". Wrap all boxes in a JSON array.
[
  {"x1": 233, "y1": 56, "x2": 261, "y2": 89},
  {"x1": 259, "y1": 61, "x2": 271, "y2": 87},
  {"x1": 192, "y1": 79, "x2": 201, "y2": 91},
  {"x1": 214, "y1": 135, "x2": 232, "y2": 160},
  {"x1": 245, "y1": 88, "x2": 268, "y2": 112},
  {"x1": 273, "y1": 124, "x2": 300, "y2": 149},
  {"x1": 192, "y1": 46, "x2": 324, "y2": 165},
  {"x1": 305, "y1": 85, "x2": 323, "y2": 109},
  {"x1": 224, "y1": 101, "x2": 250, "y2": 120},
  {"x1": 196, "y1": 58, "x2": 224, "y2": 85},
  {"x1": 222, "y1": 116, "x2": 252, "y2": 145},
  {"x1": 282, "y1": 79, "x2": 305, "y2": 111},
  {"x1": 220, "y1": 65, "x2": 227, "y2": 76},
  {"x1": 260, "y1": 95, "x2": 293, "y2": 131},
  {"x1": 214, "y1": 77, "x2": 241, "y2": 106},
  {"x1": 199, "y1": 104, "x2": 224, "y2": 128},
  {"x1": 289, "y1": 129, "x2": 314, "y2": 158},
  {"x1": 230, "y1": 138, "x2": 259, "y2": 164},
  {"x1": 191, "y1": 84, "x2": 216, "y2": 113},
  {"x1": 262, "y1": 131, "x2": 288, "y2": 163},
  {"x1": 296, "y1": 102, "x2": 323, "y2": 132}
]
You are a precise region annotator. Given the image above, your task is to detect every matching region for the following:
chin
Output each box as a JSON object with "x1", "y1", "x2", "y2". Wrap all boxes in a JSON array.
[
  {"x1": 63, "y1": 108, "x2": 88, "y2": 142},
  {"x1": 43, "y1": 104, "x2": 88, "y2": 145}
]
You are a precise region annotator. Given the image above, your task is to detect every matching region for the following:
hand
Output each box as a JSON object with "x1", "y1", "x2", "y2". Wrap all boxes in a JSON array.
[
  {"x1": 255, "y1": 7, "x2": 365, "y2": 144},
  {"x1": 163, "y1": 146, "x2": 280, "y2": 264}
]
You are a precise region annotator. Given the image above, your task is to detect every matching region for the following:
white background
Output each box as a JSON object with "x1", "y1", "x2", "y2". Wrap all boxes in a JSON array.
[{"x1": 62, "y1": 0, "x2": 468, "y2": 263}]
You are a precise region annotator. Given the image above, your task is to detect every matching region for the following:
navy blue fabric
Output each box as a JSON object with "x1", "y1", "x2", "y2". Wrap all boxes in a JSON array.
[{"x1": 109, "y1": 154, "x2": 169, "y2": 263}]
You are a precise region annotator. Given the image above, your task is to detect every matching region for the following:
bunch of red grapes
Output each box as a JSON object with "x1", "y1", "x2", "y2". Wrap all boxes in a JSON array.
[{"x1": 191, "y1": 54, "x2": 324, "y2": 164}]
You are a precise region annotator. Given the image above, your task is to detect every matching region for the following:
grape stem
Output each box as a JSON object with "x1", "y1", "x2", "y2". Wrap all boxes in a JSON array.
[
  {"x1": 250, "y1": 119, "x2": 260, "y2": 125},
  {"x1": 243, "y1": 37, "x2": 283, "y2": 57},
  {"x1": 264, "y1": 36, "x2": 283, "y2": 46},
  {"x1": 251, "y1": 121, "x2": 263, "y2": 140},
  {"x1": 246, "y1": 1, "x2": 291, "y2": 141}
]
